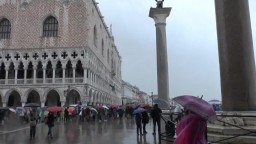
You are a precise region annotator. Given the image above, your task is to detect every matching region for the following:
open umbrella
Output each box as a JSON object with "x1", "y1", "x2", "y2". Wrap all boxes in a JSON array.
[
  {"x1": 46, "y1": 106, "x2": 63, "y2": 112},
  {"x1": 90, "y1": 107, "x2": 98, "y2": 113},
  {"x1": 153, "y1": 98, "x2": 170, "y2": 106},
  {"x1": 102, "y1": 105, "x2": 109, "y2": 109},
  {"x1": 109, "y1": 104, "x2": 119, "y2": 108},
  {"x1": 9, "y1": 108, "x2": 16, "y2": 113},
  {"x1": 24, "y1": 103, "x2": 41, "y2": 107},
  {"x1": 208, "y1": 99, "x2": 221, "y2": 105},
  {"x1": 173, "y1": 95, "x2": 216, "y2": 122},
  {"x1": 133, "y1": 108, "x2": 146, "y2": 114},
  {"x1": 68, "y1": 107, "x2": 76, "y2": 113}
]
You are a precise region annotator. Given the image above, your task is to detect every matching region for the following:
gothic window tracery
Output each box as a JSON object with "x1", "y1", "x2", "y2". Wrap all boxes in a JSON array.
[{"x1": 43, "y1": 16, "x2": 58, "y2": 37}]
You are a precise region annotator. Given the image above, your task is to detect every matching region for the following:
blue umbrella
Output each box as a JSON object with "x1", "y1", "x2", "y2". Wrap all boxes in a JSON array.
[
  {"x1": 153, "y1": 98, "x2": 170, "y2": 106},
  {"x1": 133, "y1": 108, "x2": 146, "y2": 114}
]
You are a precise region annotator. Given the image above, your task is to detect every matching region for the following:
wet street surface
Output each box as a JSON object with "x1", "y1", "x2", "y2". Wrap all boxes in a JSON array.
[{"x1": 0, "y1": 118, "x2": 173, "y2": 144}]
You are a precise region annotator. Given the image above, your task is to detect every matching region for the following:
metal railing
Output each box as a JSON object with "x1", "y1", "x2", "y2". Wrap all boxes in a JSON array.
[
  {"x1": 208, "y1": 114, "x2": 256, "y2": 144},
  {"x1": 159, "y1": 112, "x2": 256, "y2": 144}
]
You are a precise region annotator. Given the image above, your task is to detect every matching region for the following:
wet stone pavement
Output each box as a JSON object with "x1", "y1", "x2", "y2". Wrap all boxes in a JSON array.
[{"x1": 0, "y1": 118, "x2": 174, "y2": 144}]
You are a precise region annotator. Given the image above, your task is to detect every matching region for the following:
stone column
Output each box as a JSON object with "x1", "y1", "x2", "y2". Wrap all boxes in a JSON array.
[
  {"x1": 149, "y1": 7, "x2": 171, "y2": 108},
  {"x1": 52, "y1": 67, "x2": 56, "y2": 84},
  {"x1": 62, "y1": 67, "x2": 66, "y2": 84},
  {"x1": 24, "y1": 68, "x2": 27, "y2": 84},
  {"x1": 2, "y1": 102, "x2": 6, "y2": 107},
  {"x1": 83, "y1": 68, "x2": 87, "y2": 83},
  {"x1": 33, "y1": 66, "x2": 37, "y2": 84},
  {"x1": 41, "y1": 102, "x2": 45, "y2": 107},
  {"x1": 43, "y1": 67, "x2": 46, "y2": 84},
  {"x1": 72, "y1": 67, "x2": 76, "y2": 83},
  {"x1": 5, "y1": 68, "x2": 9, "y2": 84},
  {"x1": 14, "y1": 68, "x2": 18, "y2": 84},
  {"x1": 215, "y1": 0, "x2": 256, "y2": 111},
  {"x1": 22, "y1": 102, "x2": 25, "y2": 107}
]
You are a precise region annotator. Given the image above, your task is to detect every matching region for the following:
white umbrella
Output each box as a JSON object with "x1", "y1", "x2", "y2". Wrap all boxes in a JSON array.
[
  {"x1": 9, "y1": 108, "x2": 16, "y2": 113},
  {"x1": 102, "y1": 105, "x2": 109, "y2": 109}
]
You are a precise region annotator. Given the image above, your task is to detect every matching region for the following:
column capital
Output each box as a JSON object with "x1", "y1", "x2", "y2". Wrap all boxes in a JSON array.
[{"x1": 149, "y1": 7, "x2": 171, "y2": 24}]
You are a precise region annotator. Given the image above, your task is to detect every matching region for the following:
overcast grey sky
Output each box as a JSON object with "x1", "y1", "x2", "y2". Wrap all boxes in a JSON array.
[{"x1": 97, "y1": 0, "x2": 256, "y2": 101}]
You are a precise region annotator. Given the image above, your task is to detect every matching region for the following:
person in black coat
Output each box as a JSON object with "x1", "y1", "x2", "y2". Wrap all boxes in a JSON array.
[
  {"x1": 150, "y1": 104, "x2": 162, "y2": 135},
  {"x1": 141, "y1": 111, "x2": 149, "y2": 134},
  {"x1": 47, "y1": 112, "x2": 54, "y2": 138}
]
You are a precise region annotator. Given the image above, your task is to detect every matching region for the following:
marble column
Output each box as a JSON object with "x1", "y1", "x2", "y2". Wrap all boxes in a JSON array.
[
  {"x1": 215, "y1": 0, "x2": 256, "y2": 110},
  {"x1": 43, "y1": 68, "x2": 46, "y2": 84},
  {"x1": 149, "y1": 7, "x2": 171, "y2": 108},
  {"x1": 72, "y1": 67, "x2": 76, "y2": 83},
  {"x1": 14, "y1": 68, "x2": 18, "y2": 84},
  {"x1": 24, "y1": 68, "x2": 27, "y2": 84},
  {"x1": 5, "y1": 68, "x2": 8, "y2": 84},
  {"x1": 33, "y1": 66, "x2": 37, "y2": 84}
]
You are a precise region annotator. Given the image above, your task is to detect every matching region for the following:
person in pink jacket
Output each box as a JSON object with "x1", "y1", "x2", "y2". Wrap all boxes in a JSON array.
[{"x1": 174, "y1": 111, "x2": 207, "y2": 144}]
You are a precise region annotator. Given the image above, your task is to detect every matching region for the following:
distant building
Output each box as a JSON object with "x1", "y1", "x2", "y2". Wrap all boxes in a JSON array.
[{"x1": 0, "y1": 0, "x2": 122, "y2": 107}]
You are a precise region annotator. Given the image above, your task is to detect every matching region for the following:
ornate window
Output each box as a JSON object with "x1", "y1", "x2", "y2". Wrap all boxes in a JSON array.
[
  {"x1": 43, "y1": 16, "x2": 58, "y2": 37},
  {"x1": 0, "y1": 18, "x2": 11, "y2": 39}
]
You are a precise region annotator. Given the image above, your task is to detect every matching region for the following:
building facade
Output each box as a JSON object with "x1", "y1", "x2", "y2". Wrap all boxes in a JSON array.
[{"x1": 0, "y1": 0, "x2": 122, "y2": 107}]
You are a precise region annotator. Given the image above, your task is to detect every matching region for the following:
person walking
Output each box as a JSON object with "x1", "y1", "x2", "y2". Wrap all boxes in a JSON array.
[
  {"x1": 64, "y1": 108, "x2": 69, "y2": 122},
  {"x1": 29, "y1": 114, "x2": 37, "y2": 140},
  {"x1": 150, "y1": 104, "x2": 162, "y2": 135},
  {"x1": 135, "y1": 113, "x2": 143, "y2": 135},
  {"x1": 47, "y1": 112, "x2": 54, "y2": 139},
  {"x1": 174, "y1": 111, "x2": 207, "y2": 144},
  {"x1": 141, "y1": 111, "x2": 149, "y2": 134}
]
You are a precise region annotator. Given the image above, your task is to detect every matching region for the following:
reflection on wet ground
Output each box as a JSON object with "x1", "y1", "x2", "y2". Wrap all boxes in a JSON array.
[{"x1": 0, "y1": 118, "x2": 172, "y2": 144}]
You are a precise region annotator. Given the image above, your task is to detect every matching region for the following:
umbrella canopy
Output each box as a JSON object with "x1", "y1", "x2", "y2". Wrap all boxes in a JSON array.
[
  {"x1": 9, "y1": 108, "x2": 16, "y2": 113},
  {"x1": 126, "y1": 103, "x2": 136, "y2": 109},
  {"x1": 109, "y1": 104, "x2": 119, "y2": 108},
  {"x1": 133, "y1": 108, "x2": 146, "y2": 114},
  {"x1": 24, "y1": 103, "x2": 41, "y2": 107},
  {"x1": 102, "y1": 105, "x2": 109, "y2": 109},
  {"x1": 208, "y1": 99, "x2": 221, "y2": 105},
  {"x1": 46, "y1": 106, "x2": 63, "y2": 112},
  {"x1": 0, "y1": 107, "x2": 9, "y2": 110},
  {"x1": 173, "y1": 95, "x2": 216, "y2": 122},
  {"x1": 90, "y1": 107, "x2": 98, "y2": 113},
  {"x1": 153, "y1": 98, "x2": 170, "y2": 106},
  {"x1": 68, "y1": 107, "x2": 76, "y2": 113}
]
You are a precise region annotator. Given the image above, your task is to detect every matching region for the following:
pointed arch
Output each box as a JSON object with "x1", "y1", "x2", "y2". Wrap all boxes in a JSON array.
[
  {"x1": 0, "y1": 18, "x2": 11, "y2": 39},
  {"x1": 43, "y1": 16, "x2": 58, "y2": 37}
]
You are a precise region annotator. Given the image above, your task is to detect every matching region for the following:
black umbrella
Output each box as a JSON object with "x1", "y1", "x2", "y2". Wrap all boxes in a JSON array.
[{"x1": 24, "y1": 103, "x2": 41, "y2": 107}]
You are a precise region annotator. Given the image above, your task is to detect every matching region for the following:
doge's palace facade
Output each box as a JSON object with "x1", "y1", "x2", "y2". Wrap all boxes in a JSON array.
[{"x1": 0, "y1": 0, "x2": 122, "y2": 107}]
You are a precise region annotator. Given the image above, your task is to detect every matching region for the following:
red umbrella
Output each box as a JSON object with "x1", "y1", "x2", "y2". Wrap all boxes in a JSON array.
[
  {"x1": 173, "y1": 95, "x2": 216, "y2": 122},
  {"x1": 46, "y1": 106, "x2": 63, "y2": 112},
  {"x1": 109, "y1": 104, "x2": 119, "y2": 108},
  {"x1": 68, "y1": 107, "x2": 76, "y2": 113}
]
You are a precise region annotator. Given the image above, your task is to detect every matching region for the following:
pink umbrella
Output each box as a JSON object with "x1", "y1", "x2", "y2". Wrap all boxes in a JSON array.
[
  {"x1": 68, "y1": 107, "x2": 76, "y2": 113},
  {"x1": 173, "y1": 95, "x2": 216, "y2": 122},
  {"x1": 46, "y1": 106, "x2": 63, "y2": 112},
  {"x1": 109, "y1": 104, "x2": 119, "y2": 108}
]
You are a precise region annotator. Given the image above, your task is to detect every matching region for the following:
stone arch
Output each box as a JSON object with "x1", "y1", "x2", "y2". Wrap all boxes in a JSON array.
[
  {"x1": 66, "y1": 89, "x2": 81, "y2": 105},
  {"x1": 45, "y1": 89, "x2": 61, "y2": 107},
  {"x1": 40, "y1": 14, "x2": 59, "y2": 37},
  {"x1": 5, "y1": 90, "x2": 22, "y2": 108},
  {"x1": 25, "y1": 89, "x2": 41, "y2": 104}
]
